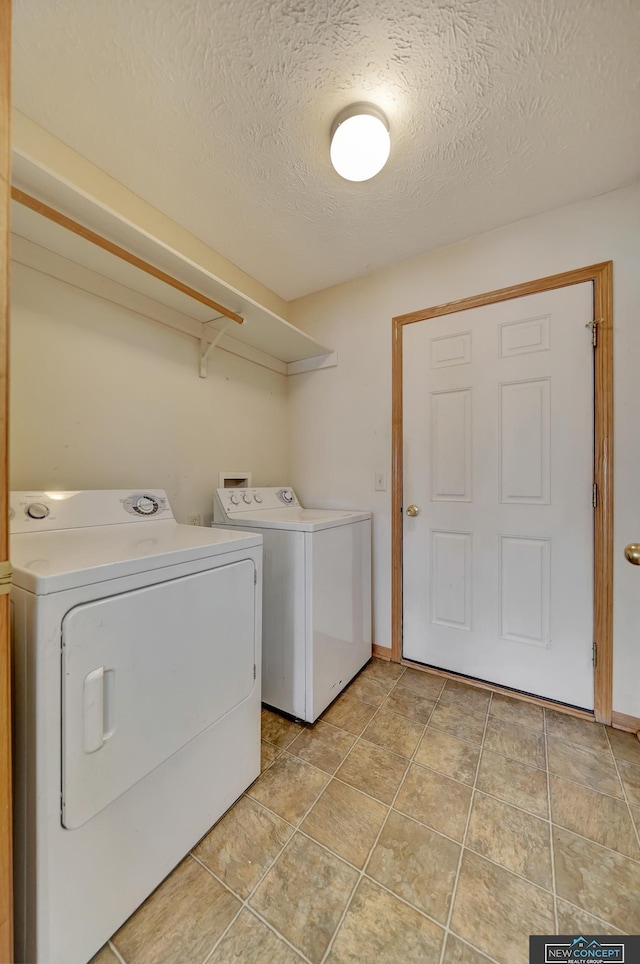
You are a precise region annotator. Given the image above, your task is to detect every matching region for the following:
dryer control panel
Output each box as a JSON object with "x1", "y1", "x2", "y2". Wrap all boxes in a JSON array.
[
  {"x1": 10, "y1": 490, "x2": 173, "y2": 533},
  {"x1": 213, "y1": 486, "x2": 301, "y2": 522}
]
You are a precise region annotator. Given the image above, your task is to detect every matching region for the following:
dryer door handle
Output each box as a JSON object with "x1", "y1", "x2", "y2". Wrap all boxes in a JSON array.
[{"x1": 83, "y1": 667, "x2": 105, "y2": 753}]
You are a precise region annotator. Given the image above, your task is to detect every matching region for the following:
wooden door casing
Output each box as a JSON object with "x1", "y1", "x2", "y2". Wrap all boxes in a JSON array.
[{"x1": 0, "y1": 0, "x2": 12, "y2": 959}]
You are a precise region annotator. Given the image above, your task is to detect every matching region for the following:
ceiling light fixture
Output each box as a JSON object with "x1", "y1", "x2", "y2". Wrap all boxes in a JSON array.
[{"x1": 330, "y1": 103, "x2": 390, "y2": 182}]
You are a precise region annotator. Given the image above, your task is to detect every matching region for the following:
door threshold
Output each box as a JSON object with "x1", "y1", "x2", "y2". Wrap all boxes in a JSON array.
[{"x1": 400, "y1": 658, "x2": 595, "y2": 722}]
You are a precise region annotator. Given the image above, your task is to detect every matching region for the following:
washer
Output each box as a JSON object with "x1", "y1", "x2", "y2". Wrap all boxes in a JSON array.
[
  {"x1": 213, "y1": 487, "x2": 371, "y2": 722},
  {"x1": 10, "y1": 490, "x2": 262, "y2": 964}
]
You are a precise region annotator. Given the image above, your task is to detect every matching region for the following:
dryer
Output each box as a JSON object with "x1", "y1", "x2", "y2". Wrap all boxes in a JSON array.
[
  {"x1": 213, "y1": 487, "x2": 371, "y2": 722},
  {"x1": 10, "y1": 490, "x2": 262, "y2": 964}
]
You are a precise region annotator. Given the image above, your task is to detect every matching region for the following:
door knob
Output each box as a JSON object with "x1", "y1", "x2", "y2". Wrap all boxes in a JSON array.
[
  {"x1": 405, "y1": 504, "x2": 420, "y2": 517},
  {"x1": 624, "y1": 544, "x2": 640, "y2": 565}
]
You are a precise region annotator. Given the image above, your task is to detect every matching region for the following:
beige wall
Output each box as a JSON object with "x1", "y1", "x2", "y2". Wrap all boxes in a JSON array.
[
  {"x1": 10, "y1": 263, "x2": 290, "y2": 524},
  {"x1": 288, "y1": 181, "x2": 640, "y2": 719}
]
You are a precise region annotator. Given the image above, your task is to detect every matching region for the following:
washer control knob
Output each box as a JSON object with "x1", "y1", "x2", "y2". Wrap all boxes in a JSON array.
[
  {"x1": 254, "y1": 493, "x2": 263, "y2": 503},
  {"x1": 26, "y1": 502, "x2": 49, "y2": 520},
  {"x1": 242, "y1": 492, "x2": 252, "y2": 504},
  {"x1": 229, "y1": 492, "x2": 239, "y2": 505}
]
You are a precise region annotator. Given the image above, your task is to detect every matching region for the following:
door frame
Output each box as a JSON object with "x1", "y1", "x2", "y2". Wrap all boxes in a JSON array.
[
  {"x1": 391, "y1": 262, "x2": 613, "y2": 724},
  {"x1": 0, "y1": 0, "x2": 12, "y2": 958}
]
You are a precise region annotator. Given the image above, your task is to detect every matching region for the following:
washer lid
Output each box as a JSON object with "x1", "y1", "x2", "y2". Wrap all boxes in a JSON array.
[
  {"x1": 217, "y1": 507, "x2": 371, "y2": 532},
  {"x1": 11, "y1": 521, "x2": 262, "y2": 595}
]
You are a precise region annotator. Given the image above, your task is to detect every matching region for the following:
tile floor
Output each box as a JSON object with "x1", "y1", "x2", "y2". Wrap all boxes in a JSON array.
[{"x1": 94, "y1": 660, "x2": 640, "y2": 964}]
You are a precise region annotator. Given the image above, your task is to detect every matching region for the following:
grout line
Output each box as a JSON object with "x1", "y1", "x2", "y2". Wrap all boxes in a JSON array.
[
  {"x1": 604, "y1": 726, "x2": 640, "y2": 852},
  {"x1": 318, "y1": 677, "x2": 435, "y2": 962},
  {"x1": 437, "y1": 689, "x2": 493, "y2": 964},
  {"x1": 107, "y1": 940, "x2": 127, "y2": 964},
  {"x1": 554, "y1": 896, "x2": 625, "y2": 936},
  {"x1": 544, "y1": 712, "x2": 559, "y2": 933}
]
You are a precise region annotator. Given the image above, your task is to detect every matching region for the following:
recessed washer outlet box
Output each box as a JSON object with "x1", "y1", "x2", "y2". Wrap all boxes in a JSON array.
[{"x1": 218, "y1": 472, "x2": 252, "y2": 489}]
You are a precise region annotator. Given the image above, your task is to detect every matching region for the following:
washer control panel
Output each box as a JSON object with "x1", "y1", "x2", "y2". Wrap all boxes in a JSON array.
[{"x1": 214, "y1": 487, "x2": 300, "y2": 520}]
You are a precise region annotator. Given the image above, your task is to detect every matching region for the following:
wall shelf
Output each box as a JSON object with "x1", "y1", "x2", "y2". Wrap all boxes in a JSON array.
[{"x1": 9, "y1": 152, "x2": 336, "y2": 377}]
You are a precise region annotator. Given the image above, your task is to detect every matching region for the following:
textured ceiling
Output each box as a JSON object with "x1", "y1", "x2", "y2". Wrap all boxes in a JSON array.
[{"x1": 11, "y1": 0, "x2": 640, "y2": 300}]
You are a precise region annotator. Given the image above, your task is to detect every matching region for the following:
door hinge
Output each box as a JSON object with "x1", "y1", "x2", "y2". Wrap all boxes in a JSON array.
[
  {"x1": 592, "y1": 483, "x2": 598, "y2": 508},
  {"x1": 592, "y1": 641, "x2": 597, "y2": 667},
  {"x1": 254, "y1": 570, "x2": 257, "y2": 585},
  {"x1": 585, "y1": 317, "x2": 602, "y2": 347},
  {"x1": 253, "y1": 664, "x2": 257, "y2": 680}
]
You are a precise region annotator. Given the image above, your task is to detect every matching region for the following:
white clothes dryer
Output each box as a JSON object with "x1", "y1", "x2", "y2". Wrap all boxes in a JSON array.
[
  {"x1": 213, "y1": 487, "x2": 371, "y2": 722},
  {"x1": 10, "y1": 490, "x2": 262, "y2": 964}
]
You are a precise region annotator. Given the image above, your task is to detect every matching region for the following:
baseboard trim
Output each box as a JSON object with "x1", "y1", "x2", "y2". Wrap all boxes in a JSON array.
[
  {"x1": 372, "y1": 644, "x2": 392, "y2": 661},
  {"x1": 611, "y1": 710, "x2": 640, "y2": 734}
]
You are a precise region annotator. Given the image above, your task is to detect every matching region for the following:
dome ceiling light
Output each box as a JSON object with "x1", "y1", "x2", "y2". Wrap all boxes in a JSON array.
[{"x1": 329, "y1": 103, "x2": 390, "y2": 182}]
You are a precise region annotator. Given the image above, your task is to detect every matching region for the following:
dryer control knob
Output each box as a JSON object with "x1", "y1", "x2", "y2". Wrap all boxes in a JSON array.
[
  {"x1": 132, "y1": 495, "x2": 159, "y2": 515},
  {"x1": 229, "y1": 492, "x2": 239, "y2": 505},
  {"x1": 242, "y1": 492, "x2": 252, "y2": 504},
  {"x1": 254, "y1": 493, "x2": 263, "y2": 503},
  {"x1": 26, "y1": 502, "x2": 49, "y2": 520}
]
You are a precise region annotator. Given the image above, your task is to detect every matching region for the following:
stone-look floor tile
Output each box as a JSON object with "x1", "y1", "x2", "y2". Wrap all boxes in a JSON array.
[
  {"x1": 607, "y1": 726, "x2": 640, "y2": 766},
  {"x1": 618, "y1": 759, "x2": 640, "y2": 806},
  {"x1": 414, "y1": 728, "x2": 480, "y2": 786},
  {"x1": 261, "y1": 708, "x2": 304, "y2": 749},
  {"x1": 444, "y1": 935, "x2": 495, "y2": 964},
  {"x1": 335, "y1": 740, "x2": 408, "y2": 804},
  {"x1": 555, "y1": 899, "x2": 623, "y2": 937},
  {"x1": 466, "y1": 792, "x2": 553, "y2": 890},
  {"x1": 400, "y1": 667, "x2": 446, "y2": 699},
  {"x1": 489, "y1": 693, "x2": 544, "y2": 732},
  {"x1": 327, "y1": 877, "x2": 444, "y2": 964},
  {"x1": 631, "y1": 804, "x2": 640, "y2": 835},
  {"x1": 451, "y1": 851, "x2": 554, "y2": 964},
  {"x1": 112, "y1": 856, "x2": 241, "y2": 964},
  {"x1": 395, "y1": 764, "x2": 472, "y2": 842},
  {"x1": 322, "y1": 695, "x2": 377, "y2": 735},
  {"x1": 287, "y1": 721, "x2": 356, "y2": 774},
  {"x1": 367, "y1": 810, "x2": 460, "y2": 923},
  {"x1": 208, "y1": 909, "x2": 302, "y2": 963},
  {"x1": 476, "y1": 749, "x2": 548, "y2": 818},
  {"x1": 440, "y1": 679, "x2": 491, "y2": 715},
  {"x1": 484, "y1": 718, "x2": 546, "y2": 769},
  {"x1": 546, "y1": 735, "x2": 622, "y2": 798},
  {"x1": 194, "y1": 795, "x2": 293, "y2": 898},
  {"x1": 301, "y1": 779, "x2": 388, "y2": 869},
  {"x1": 250, "y1": 833, "x2": 358, "y2": 964},
  {"x1": 89, "y1": 945, "x2": 120, "y2": 964},
  {"x1": 362, "y1": 708, "x2": 424, "y2": 758},
  {"x1": 553, "y1": 827, "x2": 640, "y2": 932},
  {"x1": 545, "y1": 709, "x2": 608, "y2": 752},
  {"x1": 247, "y1": 753, "x2": 329, "y2": 825},
  {"x1": 549, "y1": 775, "x2": 640, "y2": 859},
  {"x1": 360, "y1": 657, "x2": 405, "y2": 683},
  {"x1": 383, "y1": 685, "x2": 436, "y2": 724},
  {"x1": 428, "y1": 702, "x2": 487, "y2": 745},
  {"x1": 346, "y1": 675, "x2": 393, "y2": 706},
  {"x1": 261, "y1": 740, "x2": 281, "y2": 772}
]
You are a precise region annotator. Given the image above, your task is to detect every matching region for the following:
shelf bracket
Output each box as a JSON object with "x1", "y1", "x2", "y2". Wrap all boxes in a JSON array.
[{"x1": 200, "y1": 317, "x2": 243, "y2": 377}]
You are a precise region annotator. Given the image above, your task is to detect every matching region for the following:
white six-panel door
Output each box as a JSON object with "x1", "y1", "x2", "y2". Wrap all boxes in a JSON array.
[{"x1": 402, "y1": 283, "x2": 595, "y2": 708}]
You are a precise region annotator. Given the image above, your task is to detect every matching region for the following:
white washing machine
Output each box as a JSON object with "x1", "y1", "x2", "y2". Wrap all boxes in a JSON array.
[
  {"x1": 10, "y1": 490, "x2": 262, "y2": 964},
  {"x1": 213, "y1": 487, "x2": 371, "y2": 722}
]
